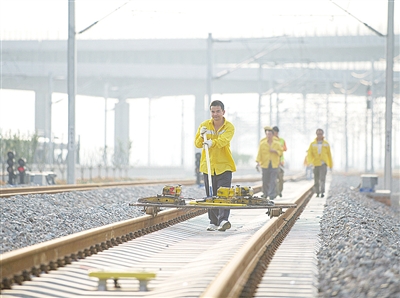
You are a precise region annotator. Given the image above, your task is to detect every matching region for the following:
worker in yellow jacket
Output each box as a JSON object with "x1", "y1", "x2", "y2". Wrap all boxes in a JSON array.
[
  {"x1": 306, "y1": 128, "x2": 333, "y2": 198},
  {"x1": 195, "y1": 100, "x2": 236, "y2": 232},
  {"x1": 256, "y1": 126, "x2": 283, "y2": 200}
]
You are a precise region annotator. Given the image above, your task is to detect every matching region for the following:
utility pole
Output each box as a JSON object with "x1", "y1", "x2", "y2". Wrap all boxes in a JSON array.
[
  {"x1": 370, "y1": 60, "x2": 375, "y2": 172},
  {"x1": 276, "y1": 95, "x2": 279, "y2": 128},
  {"x1": 67, "y1": 0, "x2": 76, "y2": 184},
  {"x1": 48, "y1": 73, "x2": 54, "y2": 165},
  {"x1": 148, "y1": 98, "x2": 151, "y2": 166},
  {"x1": 103, "y1": 83, "x2": 109, "y2": 166},
  {"x1": 181, "y1": 99, "x2": 184, "y2": 166},
  {"x1": 365, "y1": 86, "x2": 369, "y2": 172},
  {"x1": 303, "y1": 92, "x2": 306, "y2": 132},
  {"x1": 269, "y1": 77, "x2": 273, "y2": 126},
  {"x1": 270, "y1": 94, "x2": 273, "y2": 126},
  {"x1": 325, "y1": 81, "x2": 330, "y2": 141},
  {"x1": 207, "y1": 33, "x2": 213, "y2": 114},
  {"x1": 258, "y1": 63, "x2": 262, "y2": 142},
  {"x1": 384, "y1": 0, "x2": 394, "y2": 192},
  {"x1": 344, "y1": 74, "x2": 348, "y2": 172}
]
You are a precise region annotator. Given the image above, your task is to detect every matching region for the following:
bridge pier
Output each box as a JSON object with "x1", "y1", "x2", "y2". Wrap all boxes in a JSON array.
[
  {"x1": 194, "y1": 92, "x2": 207, "y2": 133},
  {"x1": 35, "y1": 84, "x2": 54, "y2": 165},
  {"x1": 34, "y1": 88, "x2": 52, "y2": 140},
  {"x1": 114, "y1": 98, "x2": 130, "y2": 165}
]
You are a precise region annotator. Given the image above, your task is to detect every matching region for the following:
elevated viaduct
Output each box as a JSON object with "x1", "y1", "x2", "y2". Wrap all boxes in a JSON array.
[{"x1": 1, "y1": 34, "x2": 399, "y2": 162}]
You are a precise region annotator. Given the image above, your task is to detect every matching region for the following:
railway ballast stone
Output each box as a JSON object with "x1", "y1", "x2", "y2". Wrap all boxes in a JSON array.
[{"x1": 317, "y1": 175, "x2": 399, "y2": 298}]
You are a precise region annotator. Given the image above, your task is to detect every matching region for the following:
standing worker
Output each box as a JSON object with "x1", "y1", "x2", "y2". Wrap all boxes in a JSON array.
[
  {"x1": 306, "y1": 128, "x2": 333, "y2": 197},
  {"x1": 272, "y1": 126, "x2": 287, "y2": 197},
  {"x1": 194, "y1": 100, "x2": 236, "y2": 232},
  {"x1": 256, "y1": 126, "x2": 283, "y2": 200}
]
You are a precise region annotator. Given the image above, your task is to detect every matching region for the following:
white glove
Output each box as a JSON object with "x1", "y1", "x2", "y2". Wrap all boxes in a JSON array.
[
  {"x1": 200, "y1": 126, "x2": 207, "y2": 136},
  {"x1": 203, "y1": 139, "x2": 212, "y2": 148}
]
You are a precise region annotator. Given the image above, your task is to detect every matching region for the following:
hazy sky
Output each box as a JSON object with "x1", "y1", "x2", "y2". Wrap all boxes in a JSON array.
[
  {"x1": 0, "y1": 0, "x2": 397, "y2": 40},
  {"x1": 0, "y1": 0, "x2": 398, "y2": 170}
]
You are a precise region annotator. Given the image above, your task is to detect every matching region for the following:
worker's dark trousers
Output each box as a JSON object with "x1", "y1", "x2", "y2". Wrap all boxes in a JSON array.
[
  {"x1": 204, "y1": 171, "x2": 232, "y2": 226},
  {"x1": 277, "y1": 166, "x2": 284, "y2": 196},
  {"x1": 262, "y1": 164, "x2": 279, "y2": 200},
  {"x1": 313, "y1": 164, "x2": 327, "y2": 195}
]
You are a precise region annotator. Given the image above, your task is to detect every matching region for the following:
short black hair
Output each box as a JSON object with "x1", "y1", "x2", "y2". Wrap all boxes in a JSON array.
[
  {"x1": 272, "y1": 126, "x2": 279, "y2": 132},
  {"x1": 210, "y1": 100, "x2": 224, "y2": 111}
]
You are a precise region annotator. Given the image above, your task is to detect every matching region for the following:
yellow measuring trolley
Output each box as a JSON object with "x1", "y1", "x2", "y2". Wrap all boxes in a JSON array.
[
  {"x1": 88, "y1": 269, "x2": 156, "y2": 291},
  {"x1": 131, "y1": 185, "x2": 297, "y2": 218}
]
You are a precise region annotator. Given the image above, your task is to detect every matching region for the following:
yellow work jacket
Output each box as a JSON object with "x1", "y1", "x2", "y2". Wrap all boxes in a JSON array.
[
  {"x1": 307, "y1": 138, "x2": 333, "y2": 168},
  {"x1": 256, "y1": 137, "x2": 283, "y2": 169},
  {"x1": 194, "y1": 118, "x2": 236, "y2": 175}
]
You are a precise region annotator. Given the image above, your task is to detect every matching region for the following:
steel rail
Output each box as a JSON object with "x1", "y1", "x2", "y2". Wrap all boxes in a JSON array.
[
  {"x1": 0, "y1": 179, "x2": 194, "y2": 198},
  {"x1": 201, "y1": 183, "x2": 313, "y2": 298},
  {"x1": 0, "y1": 176, "x2": 261, "y2": 198}
]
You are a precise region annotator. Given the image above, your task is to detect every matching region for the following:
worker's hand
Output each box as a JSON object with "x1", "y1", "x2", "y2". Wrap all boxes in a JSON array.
[
  {"x1": 203, "y1": 139, "x2": 212, "y2": 148},
  {"x1": 256, "y1": 164, "x2": 261, "y2": 172},
  {"x1": 200, "y1": 126, "x2": 207, "y2": 136}
]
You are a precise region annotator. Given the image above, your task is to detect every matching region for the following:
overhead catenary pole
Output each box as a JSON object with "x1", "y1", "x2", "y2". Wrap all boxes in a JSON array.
[
  {"x1": 103, "y1": 83, "x2": 109, "y2": 166},
  {"x1": 302, "y1": 92, "x2": 306, "y2": 132},
  {"x1": 276, "y1": 95, "x2": 279, "y2": 128},
  {"x1": 148, "y1": 98, "x2": 151, "y2": 166},
  {"x1": 365, "y1": 89, "x2": 369, "y2": 172},
  {"x1": 325, "y1": 81, "x2": 330, "y2": 141},
  {"x1": 67, "y1": 0, "x2": 76, "y2": 184},
  {"x1": 207, "y1": 33, "x2": 213, "y2": 115},
  {"x1": 258, "y1": 63, "x2": 262, "y2": 142},
  {"x1": 370, "y1": 60, "x2": 375, "y2": 172},
  {"x1": 181, "y1": 98, "x2": 184, "y2": 166},
  {"x1": 344, "y1": 74, "x2": 348, "y2": 172},
  {"x1": 384, "y1": 0, "x2": 394, "y2": 192},
  {"x1": 48, "y1": 73, "x2": 54, "y2": 165},
  {"x1": 269, "y1": 77, "x2": 273, "y2": 126}
]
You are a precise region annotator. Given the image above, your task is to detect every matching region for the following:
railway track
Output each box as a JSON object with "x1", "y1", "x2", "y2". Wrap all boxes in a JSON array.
[
  {"x1": 1, "y1": 178, "x2": 313, "y2": 297},
  {"x1": 0, "y1": 176, "x2": 268, "y2": 198}
]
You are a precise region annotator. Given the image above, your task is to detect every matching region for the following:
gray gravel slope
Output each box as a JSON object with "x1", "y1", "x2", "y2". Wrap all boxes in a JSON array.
[
  {"x1": 318, "y1": 175, "x2": 400, "y2": 298},
  {"x1": 1, "y1": 184, "x2": 205, "y2": 254}
]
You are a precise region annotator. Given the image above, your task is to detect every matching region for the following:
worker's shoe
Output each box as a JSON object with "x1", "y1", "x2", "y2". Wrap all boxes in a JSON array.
[
  {"x1": 321, "y1": 193, "x2": 325, "y2": 198},
  {"x1": 217, "y1": 220, "x2": 231, "y2": 232},
  {"x1": 206, "y1": 224, "x2": 218, "y2": 231}
]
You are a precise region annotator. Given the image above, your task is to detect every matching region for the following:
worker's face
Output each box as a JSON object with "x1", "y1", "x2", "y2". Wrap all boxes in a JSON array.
[
  {"x1": 316, "y1": 130, "x2": 324, "y2": 141},
  {"x1": 266, "y1": 130, "x2": 273, "y2": 139},
  {"x1": 210, "y1": 105, "x2": 225, "y2": 121}
]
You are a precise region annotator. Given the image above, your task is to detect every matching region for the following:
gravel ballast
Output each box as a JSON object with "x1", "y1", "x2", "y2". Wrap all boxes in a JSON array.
[
  {"x1": 317, "y1": 175, "x2": 400, "y2": 298},
  {"x1": 1, "y1": 184, "x2": 205, "y2": 254}
]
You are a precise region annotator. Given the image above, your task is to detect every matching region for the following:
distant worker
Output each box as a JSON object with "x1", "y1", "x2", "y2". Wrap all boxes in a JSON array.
[
  {"x1": 272, "y1": 126, "x2": 287, "y2": 197},
  {"x1": 194, "y1": 100, "x2": 236, "y2": 232},
  {"x1": 306, "y1": 128, "x2": 333, "y2": 197},
  {"x1": 256, "y1": 126, "x2": 283, "y2": 200}
]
